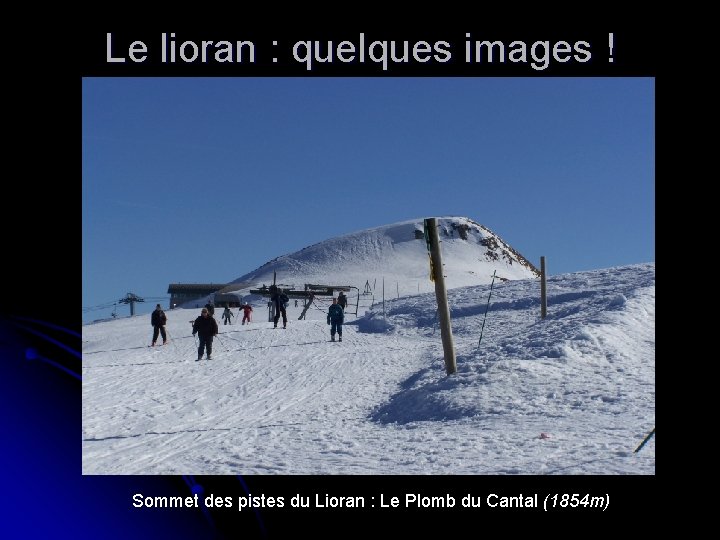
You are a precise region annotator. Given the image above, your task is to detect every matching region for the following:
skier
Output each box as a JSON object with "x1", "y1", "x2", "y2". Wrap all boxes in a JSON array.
[
  {"x1": 204, "y1": 302, "x2": 215, "y2": 316},
  {"x1": 221, "y1": 306, "x2": 234, "y2": 325},
  {"x1": 241, "y1": 302, "x2": 253, "y2": 325},
  {"x1": 327, "y1": 297, "x2": 344, "y2": 342},
  {"x1": 270, "y1": 286, "x2": 288, "y2": 329},
  {"x1": 192, "y1": 307, "x2": 218, "y2": 360},
  {"x1": 150, "y1": 304, "x2": 167, "y2": 346}
]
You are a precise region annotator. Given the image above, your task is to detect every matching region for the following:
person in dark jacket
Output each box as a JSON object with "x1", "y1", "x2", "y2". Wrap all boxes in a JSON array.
[
  {"x1": 192, "y1": 307, "x2": 218, "y2": 360},
  {"x1": 270, "y1": 286, "x2": 288, "y2": 329},
  {"x1": 327, "y1": 297, "x2": 344, "y2": 342},
  {"x1": 204, "y1": 302, "x2": 215, "y2": 316},
  {"x1": 150, "y1": 304, "x2": 167, "y2": 346},
  {"x1": 337, "y1": 291, "x2": 348, "y2": 311}
]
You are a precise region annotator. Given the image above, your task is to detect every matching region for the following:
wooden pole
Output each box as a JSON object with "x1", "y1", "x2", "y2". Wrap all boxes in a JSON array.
[
  {"x1": 476, "y1": 270, "x2": 497, "y2": 350},
  {"x1": 270, "y1": 272, "x2": 278, "y2": 322},
  {"x1": 540, "y1": 256, "x2": 547, "y2": 319},
  {"x1": 425, "y1": 218, "x2": 457, "y2": 375},
  {"x1": 382, "y1": 277, "x2": 385, "y2": 317}
]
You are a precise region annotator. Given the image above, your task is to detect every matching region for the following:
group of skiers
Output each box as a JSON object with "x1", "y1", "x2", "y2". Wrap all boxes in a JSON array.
[{"x1": 150, "y1": 290, "x2": 350, "y2": 360}]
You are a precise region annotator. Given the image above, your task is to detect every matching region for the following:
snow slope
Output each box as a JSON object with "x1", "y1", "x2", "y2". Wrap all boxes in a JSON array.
[{"x1": 82, "y1": 263, "x2": 655, "y2": 475}]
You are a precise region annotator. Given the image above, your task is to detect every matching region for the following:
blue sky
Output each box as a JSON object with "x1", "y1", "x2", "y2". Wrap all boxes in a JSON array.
[{"x1": 82, "y1": 77, "x2": 654, "y2": 323}]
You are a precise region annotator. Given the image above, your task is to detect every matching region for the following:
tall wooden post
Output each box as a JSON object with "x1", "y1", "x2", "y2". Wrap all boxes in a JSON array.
[
  {"x1": 425, "y1": 218, "x2": 457, "y2": 375},
  {"x1": 540, "y1": 256, "x2": 547, "y2": 319},
  {"x1": 270, "y1": 271, "x2": 278, "y2": 322}
]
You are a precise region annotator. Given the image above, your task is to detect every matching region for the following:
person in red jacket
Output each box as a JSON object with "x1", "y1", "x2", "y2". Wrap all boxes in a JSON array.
[{"x1": 241, "y1": 302, "x2": 253, "y2": 325}]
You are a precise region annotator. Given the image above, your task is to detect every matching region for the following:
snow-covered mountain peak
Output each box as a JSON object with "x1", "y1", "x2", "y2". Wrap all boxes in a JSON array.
[{"x1": 223, "y1": 216, "x2": 539, "y2": 297}]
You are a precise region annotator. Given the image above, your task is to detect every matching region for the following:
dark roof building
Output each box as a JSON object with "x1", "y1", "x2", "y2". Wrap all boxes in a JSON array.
[{"x1": 167, "y1": 283, "x2": 227, "y2": 308}]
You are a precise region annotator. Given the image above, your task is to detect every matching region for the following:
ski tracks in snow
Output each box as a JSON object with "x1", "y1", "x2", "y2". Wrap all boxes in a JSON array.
[{"x1": 82, "y1": 319, "x2": 423, "y2": 473}]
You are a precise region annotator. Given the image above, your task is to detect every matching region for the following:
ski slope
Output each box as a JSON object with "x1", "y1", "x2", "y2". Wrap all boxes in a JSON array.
[{"x1": 82, "y1": 263, "x2": 655, "y2": 475}]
